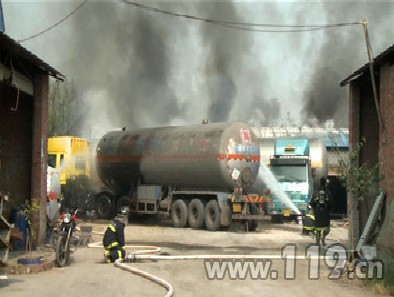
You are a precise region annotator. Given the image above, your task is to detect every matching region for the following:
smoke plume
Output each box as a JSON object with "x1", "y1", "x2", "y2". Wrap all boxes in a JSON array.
[
  {"x1": 301, "y1": 2, "x2": 394, "y2": 127},
  {"x1": 5, "y1": 1, "x2": 394, "y2": 134}
]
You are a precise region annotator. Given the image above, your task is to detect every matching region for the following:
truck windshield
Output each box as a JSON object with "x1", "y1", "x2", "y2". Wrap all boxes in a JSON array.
[{"x1": 270, "y1": 165, "x2": 307, "y2": 183}]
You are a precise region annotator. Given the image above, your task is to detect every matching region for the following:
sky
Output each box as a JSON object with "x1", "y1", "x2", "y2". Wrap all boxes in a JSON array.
[{"x1": 2, "y1": 1, "x2": 394, "y2": 137}]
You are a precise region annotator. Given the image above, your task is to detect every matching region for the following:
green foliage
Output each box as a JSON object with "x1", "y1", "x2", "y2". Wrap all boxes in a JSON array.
[
  {"x1": 333, "y1": 137, "x2": 382, "y2": 201},
  {"x1": 48, "y1": 79, "x2": 84, "y2": 137},
  {"x1": 18, "y1": 198, "x2": 41, "y2": 237}
]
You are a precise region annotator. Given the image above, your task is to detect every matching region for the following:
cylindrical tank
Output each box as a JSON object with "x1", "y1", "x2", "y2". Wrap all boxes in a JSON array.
[
  {"x1": 96, "y1": 122, "x2": 260, "y2": 194},
  {"x1": 249, "y1": 138, "x2": 275, "y2": 194}
]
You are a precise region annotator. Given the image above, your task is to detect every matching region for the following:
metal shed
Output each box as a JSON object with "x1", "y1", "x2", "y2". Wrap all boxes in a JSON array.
[{"x1": 341, "y1": 43, "x2": 394, "y2": 289}]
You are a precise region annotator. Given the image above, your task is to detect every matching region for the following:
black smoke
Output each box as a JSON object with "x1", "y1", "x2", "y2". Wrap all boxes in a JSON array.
[
  {"x1": 15, "y1": 1, "x2": 394, "y2": 131},
  {"x1": 63, "y1": 2, "x2": 185, "y2": 131},
  {"x1": 64, "y1": 2, "x2": 284, "y2": 130},
  {"x1": 201, "y1": 2, "x2": 248, "y2": 122},
  {"x1": 301, "y1": 2, "x2": 394, "y2": 127}
]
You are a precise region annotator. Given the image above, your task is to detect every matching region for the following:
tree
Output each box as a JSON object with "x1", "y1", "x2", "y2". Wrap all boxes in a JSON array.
[
  {"x1": 48, "y1": 79, "x2": 84, "y2": 136},
  {"x1": 332, "y1": 137, "x2": 384, "y2": 254},
  {"x1": 335, "y1": 137, "x2": 382, "y2": 202}
]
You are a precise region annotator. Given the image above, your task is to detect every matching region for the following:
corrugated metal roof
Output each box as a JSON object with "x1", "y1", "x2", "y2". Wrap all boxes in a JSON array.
[
  {"x1": 340, "y1": 43, "x2": 394, "y2": 87},
  {"x1": 0, "y1": 32, "x2": 63, "y2": 80},
  {"x1": 252, "y1": 126, "x2": 349, "y2": 149}
]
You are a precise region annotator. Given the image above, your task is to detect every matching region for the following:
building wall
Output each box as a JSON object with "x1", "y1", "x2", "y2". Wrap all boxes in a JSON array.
[
  {"x1": 358, "y1": 75, "x2": 380, "y2": 233},
  {"x1": 0, "y1": 35, "x2": 57, "y2": 247},
  {"x1": 348, "y1": 61, "x2": 394, "y2": 290},
  {"x1": 359, "y1": 75, "x2": 380, "y2": 167},
  {"x1": 377, "y1": 61, "x2": 394, "y2": 287},
  {"x1": 0, "y1": 83, "x2": 33, "y2": 215},
  {"x1": 348, "y1": 74, "x2": 381, "y2": 250},
  {"x1": 0, "y1": 73, "x2": 49, "y2": 246}
]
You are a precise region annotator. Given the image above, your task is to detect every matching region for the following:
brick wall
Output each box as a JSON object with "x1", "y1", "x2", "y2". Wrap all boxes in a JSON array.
[
  {"x1": 380, "y1": 62, "x2": 394, "y2": 200},
  {"x1": 358, "y1": 75, "x2": 380, "y2": 229},
  {"x1": 349, "y1": 75, "x2": 380, "y2": 243},
  {"x1": 348, "y1": 63, "x2": 394, "y2": 291},
  {"x1": 377, "y1": 61, "x2": 394, "y2": 289}
]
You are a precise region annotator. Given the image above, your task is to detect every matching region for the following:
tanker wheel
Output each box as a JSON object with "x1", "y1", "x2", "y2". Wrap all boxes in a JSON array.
[
  {"x1": 204, "y1": 200, "x2": 221, "y2": 231},
  {"x1": 96, "y1": 194, "x2": 112, "y2": 219},
  {"x1": 188, "y1": 199, "x2": 205, "y2": 229},
  {"x1": 171, "y1": 200, "x2": 188, "y2": 228},
  {"x1": 116, "y1": 196, "x2": 130, "y2": 223}
]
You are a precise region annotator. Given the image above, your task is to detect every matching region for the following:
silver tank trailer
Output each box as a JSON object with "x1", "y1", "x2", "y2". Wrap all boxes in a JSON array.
[{"x1": 96, "y1": 122, "x2": 260, "y2": 194}]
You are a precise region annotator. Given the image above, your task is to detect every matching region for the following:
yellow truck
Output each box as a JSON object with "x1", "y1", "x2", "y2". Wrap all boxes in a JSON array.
[{"x1": 47, "y1": 136, "x2": 92, "y2": 211}]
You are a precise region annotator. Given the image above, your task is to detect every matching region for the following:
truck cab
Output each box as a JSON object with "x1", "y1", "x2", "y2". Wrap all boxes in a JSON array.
[
  {"x1": 48, "y1": 136, "x2": 92, "y2": 210},
  {"x1": 267, "y1": 139, "x2": 313, "y2": 221}
]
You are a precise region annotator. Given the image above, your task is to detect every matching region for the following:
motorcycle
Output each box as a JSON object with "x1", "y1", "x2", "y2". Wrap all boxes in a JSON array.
[{"x1": 54, "y1": 209, "x2": 78, "y2": 267}]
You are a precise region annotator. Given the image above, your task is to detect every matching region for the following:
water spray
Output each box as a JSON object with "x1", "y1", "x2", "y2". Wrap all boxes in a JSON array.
[{"x1": 258, "y1": 164, "x2": 301, "y2": 215}]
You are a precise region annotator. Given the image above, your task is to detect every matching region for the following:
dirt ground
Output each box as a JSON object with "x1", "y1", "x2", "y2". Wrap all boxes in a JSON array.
[{"x1": 0, "y1": 219, "x2": 391, "y2": 297}]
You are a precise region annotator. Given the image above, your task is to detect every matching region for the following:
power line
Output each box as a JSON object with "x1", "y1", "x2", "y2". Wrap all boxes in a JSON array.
[
  {"x1": 122, "y1": 1, "x2": 361, "y2": 33},
  {"x1": 18, "y1": 1, "x2": 88, "y2": 43},
  {"x1": 14, "y1": 0, "x2": 361, "y2": 43},
  {"x1": 215, "y1": 23, "x2": 330, "y2": 33}
]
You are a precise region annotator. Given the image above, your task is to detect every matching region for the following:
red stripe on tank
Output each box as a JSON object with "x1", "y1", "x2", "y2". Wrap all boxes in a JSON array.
[{"x1": 97, "y1": 154, "x2": 260, "y2": 162}]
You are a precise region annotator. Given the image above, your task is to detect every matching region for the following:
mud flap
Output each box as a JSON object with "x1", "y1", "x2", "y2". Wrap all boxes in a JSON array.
[{"x1": 220, "y1": 202, "x2": 232, "y2": 226}]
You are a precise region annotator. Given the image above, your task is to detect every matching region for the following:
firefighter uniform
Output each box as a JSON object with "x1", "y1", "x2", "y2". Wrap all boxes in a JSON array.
[
  {"x1": 103, "y1": 219, "x2": 126, "y2": 263},
  {"x1": 310, "y1": 177, "x2": 331, "y2": 246},
  {"x1": 302, "y1": 208, "x2": 315, "y2": 236}
]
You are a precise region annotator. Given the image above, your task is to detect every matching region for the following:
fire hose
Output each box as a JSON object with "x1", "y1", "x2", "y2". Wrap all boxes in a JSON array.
[
  {"x1": 88, "y1": 242, "x2": 173, "y2": 297},
  {"x1": 88, "y1": 240, "x2": 334, "y2": 297},
  {"x1": 114, "y1": 258, "x2": 174, "y2": 297}
]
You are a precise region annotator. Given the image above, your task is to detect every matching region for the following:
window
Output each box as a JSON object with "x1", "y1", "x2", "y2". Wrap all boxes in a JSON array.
[
  {"x1": 270, "y1": 165, "x2": 308, "y2": 183},
  {"x1": 48, "y1": 154, "x2": 57, "y2": 168}
]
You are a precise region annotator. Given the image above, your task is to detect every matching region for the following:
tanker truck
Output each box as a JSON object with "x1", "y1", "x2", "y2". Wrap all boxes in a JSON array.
[{"x1": 94, "y1": 122, "x2": 267, "y2": 231}]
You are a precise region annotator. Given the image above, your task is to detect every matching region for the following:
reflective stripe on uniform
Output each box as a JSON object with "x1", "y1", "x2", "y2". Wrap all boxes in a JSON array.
[
  {"x1": 118, "y1": 250, "x2": 122, "y2": 259},
  {"x1": 306, "y1": 214, "x2": 315, "y2": 220},
  {"x1": 314, "y1": 226, "x2": 330, "y2": 232},
  {"x1": 104, "y1": 250, "x2": 111, "y2": 263},
  {"x1": 105, "y1": 242, "x2": 119, "y2": 249},
  {"x1": 109, "y1": 223, "x2": 116, "y2": 233}
]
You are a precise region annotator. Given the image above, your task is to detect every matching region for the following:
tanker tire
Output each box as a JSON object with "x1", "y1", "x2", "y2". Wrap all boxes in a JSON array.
[
  {"x1": 188, "y1": 199, "x2": 205, "y2": 229},
  {"x1": 116, "y1": 196, "x2": 130, "y2": 213},
  {"x1": 204, "y1": 200, "x2": 221, "y2": 231},
  {"x1": 96, "y1": 195, "x2": 113, "y2": 219},
  {"x1": 116, "y1": 196, "x2": 130, "y2": 223},
  {"x1": 171, "y1": 200, "x2": 188, "y2": 228}
]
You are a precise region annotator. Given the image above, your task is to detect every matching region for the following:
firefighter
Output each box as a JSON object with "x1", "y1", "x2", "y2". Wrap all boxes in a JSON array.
[
  {"x1": 301, "y1": 205, "x2": 315, "y2": 236},
  {"x1": 309, "y1": 177, "x2": 331, "y2": 247},
  {"x1": 103, "y1": 207, "x2": 128, "y2": 263}
]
